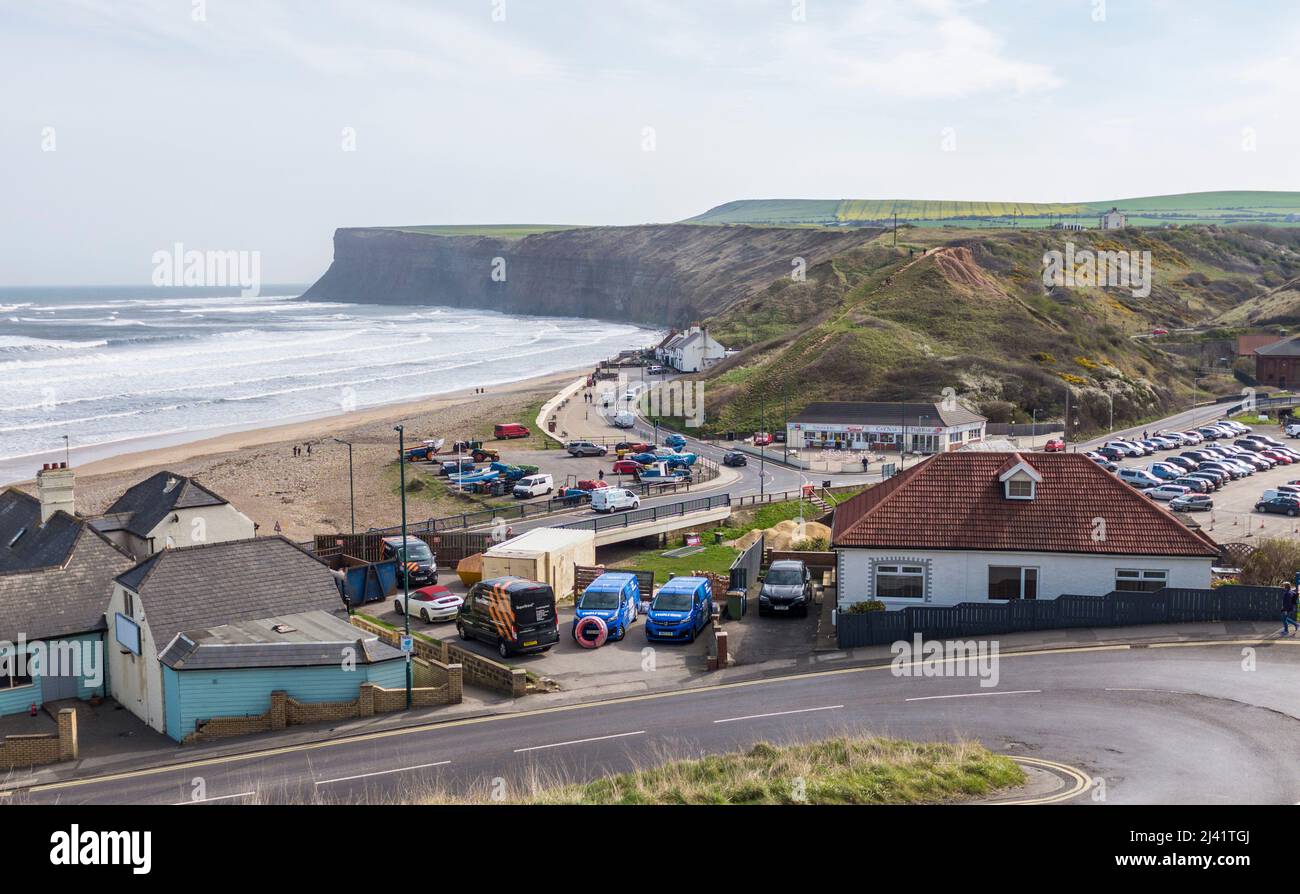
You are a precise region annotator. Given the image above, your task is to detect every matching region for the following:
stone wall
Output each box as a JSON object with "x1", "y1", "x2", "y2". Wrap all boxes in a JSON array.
[{"x1": 0, "y1": 708, "x2": 79, "y2": 768}]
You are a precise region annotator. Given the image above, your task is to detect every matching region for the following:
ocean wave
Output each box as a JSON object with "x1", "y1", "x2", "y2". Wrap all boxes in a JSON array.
[{"x1": 0, "y1": 335, "x2": 110, "y2": 351}]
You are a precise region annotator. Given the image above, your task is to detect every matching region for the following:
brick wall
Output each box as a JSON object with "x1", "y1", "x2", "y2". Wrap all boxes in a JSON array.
[{"x1": 0, "y1": 708, "x2": 79, "y2": 769}]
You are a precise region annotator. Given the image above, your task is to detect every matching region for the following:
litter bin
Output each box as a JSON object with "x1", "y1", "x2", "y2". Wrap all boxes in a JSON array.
[
  {"x1": 726, "y1": 590, "x2": 747, "y2": 620},
  {"x1": 714, "y1": 530, "x2": 725, "y2": 544}
]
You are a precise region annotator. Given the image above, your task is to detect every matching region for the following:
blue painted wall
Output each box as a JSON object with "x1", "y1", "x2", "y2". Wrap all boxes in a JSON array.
[
  {"x1": 164, "y1": 659, "x2": 406, "y2": 741},
  {"x1": 0, "y1": 633, "x2": 105, "y2": 717}
]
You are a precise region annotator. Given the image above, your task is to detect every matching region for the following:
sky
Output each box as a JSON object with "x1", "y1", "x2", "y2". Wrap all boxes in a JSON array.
[{"x1": 3, "y1": 0, "x2": 1299, "y2": 286}]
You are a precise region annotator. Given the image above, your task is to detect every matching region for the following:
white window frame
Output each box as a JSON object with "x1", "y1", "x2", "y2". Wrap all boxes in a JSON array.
[
  {"x1": 1115, "y1": 568, "x2": 1168, "y2": 593},
  {"x1": 874, "y1": 563, "x2": 926, "y2": 600},
  {"x1": 1005, "y1": 477, "x2": 1035, "y2": 500},
  {"x1": 988, "y1": 565, "x2": 1039, "y2": 600}
]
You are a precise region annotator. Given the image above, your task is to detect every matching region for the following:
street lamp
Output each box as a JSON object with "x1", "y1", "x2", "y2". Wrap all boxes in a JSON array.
[
  {"x1": 1106, "y1": 393, "x2": 1114, "y2": 434},
  {"x1": 331, "y1": 437, "x2": 355, "y2": 534},
  {"x1": 395, "y1": 424, "x2": 412, "y2": 709},
  {"x1": 1031, "y1": 409, "x2": 1038, "y2": 442}
]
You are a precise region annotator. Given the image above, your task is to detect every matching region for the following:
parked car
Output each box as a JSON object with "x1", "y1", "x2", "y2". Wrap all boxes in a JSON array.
[
  {"x1": 493, "y1": 422, "x2": 531, "y2": 439},
  {"x1": 1285, "y1": 422, "x2": 1300, "y2": 438},
  {"x1": 753, "y1": 432, "x2": 774, "y2": 446},
  {"x1": 1166, "y1": 456, "x2": 1198, "y2": 471},
  {"x1": 512, "y1": 473, "x2": 555, "y2": 498},
  {"x1": 394, "y1": 584, "x2": 463, "y2": 622},
  {"x1": 382, "y1": 536, "x2": 437, "y2": 588},
  {"x1": 1118, "y1": 468, "x2": 1161, "y2": 488},
  {"x1": 1044, "y1": 438, "x2": 1065, "y2": 452},
  {"x1": 758, "y1": 560, "x2": 815, "y2": 617},
  {"x1": 722, "y1": 451, "x2": 748, "y2": 467},
  {"x1": 1262, "y1": 449, "x2": 1296, "y2": 465},
  {"x1": 1196, "y1": 427, "x2": 1225, "y2": 441},
  {"x1": 591, "y1": 487, "x2": 640, "y2": 513},
  {"x1": 647, "y1": 364, "x2": 665, "y2": 375},
  {"x1": 457, "y1": 576, "x2": 559, "y2": 657},
  {"x1": 1198, "y1": 461, "x2": 1245, "y2": 480},
  {"x1": 1156, "y1": 430, "x2": 1189, "y2": 446},
  {"x1": 611, "y1": 458, "x2": 642, "y2": 474},
  {"x1": 1262, "y1": 487, "x2": 1300, "y2": 501},
  {"x1": 566, "y1": 440, "x2": 609, "y2": 457},
  {"x1": 1147, "y1": 463, "x2": 1184, "y2": 481},
  {"x1": 573, "y1": 572, "x2": 640, "y2": 642},
  {"x1": 1255, "y1": 496, "x2": 1300, "y2": 517},
  {"x1": 1180, "y1": 431, "x2": 1204, "y2": 445},
  {"x1": 1173, "y1": 476, "x2": 1211, "y2": 494},
  {"x1": 645, "y1": 576, "x2": 713, "y2": 643},
  {"x1": 1144, "y1": 484, "x2": 1191, "y2": 501},
  {"x1": 1170, "y1": 493, "x2": 1213, "y2": 512},
  {"x1": 1096, "y1": 446, "x2": 1126, "y2": 461}
]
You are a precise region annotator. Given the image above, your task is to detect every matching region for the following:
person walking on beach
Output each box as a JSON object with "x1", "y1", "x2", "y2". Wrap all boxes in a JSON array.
[{"x1": 1282, "y1": 583, "x2": 1300, "y2": 636}]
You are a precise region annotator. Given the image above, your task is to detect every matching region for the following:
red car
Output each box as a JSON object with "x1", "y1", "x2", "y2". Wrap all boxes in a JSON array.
[
  {"x1": 1151, "y1": 328, "x2": 1169, "y2": 336},
  {"x1": 612, "y1": 459, "x2": 642, "y2": 474},
  {"x1": 1044, "y1": 438, "x2": 1065, "y2": 452},
  {"x1": 753, "y1": 432, "x2": 774, "y2": 446},
  {"x1": 1262, "y1": 449, "x2": 1295, "y2": 465}
]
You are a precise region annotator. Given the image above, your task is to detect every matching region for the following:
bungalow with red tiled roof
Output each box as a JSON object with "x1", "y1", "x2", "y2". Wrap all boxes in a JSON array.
[{"x1": 830, "y1": 452, "x2": 1220, "y2": 609}]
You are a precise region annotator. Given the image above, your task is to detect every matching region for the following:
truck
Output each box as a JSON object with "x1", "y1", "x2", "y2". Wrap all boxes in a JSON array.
[{"x1": 480, "y1": 527, "x2": 596, "y2": 600}]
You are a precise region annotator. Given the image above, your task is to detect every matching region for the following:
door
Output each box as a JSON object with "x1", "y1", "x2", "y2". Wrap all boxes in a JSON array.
[{"x1": 41, "y1": 664, "x2": 79, "y2": 702}]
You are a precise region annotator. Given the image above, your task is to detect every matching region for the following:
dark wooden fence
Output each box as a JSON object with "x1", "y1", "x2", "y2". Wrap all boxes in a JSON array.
[
  {"x1": 574, "y1": 565, "x2": 654, "y2": 598},
  {"x1": 835, "y1": 586, "x2": 1283, "y2": 648},
  {"x1": 312, "y1": 531, "x2": 494, "y2": 568}
]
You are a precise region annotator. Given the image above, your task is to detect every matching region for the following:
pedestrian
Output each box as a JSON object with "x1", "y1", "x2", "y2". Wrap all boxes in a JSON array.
[
  {"x1": 274, "y1": 520, "x2": 282, "y2": 534},
  {"x1": 1282, "y1": 583, "x2": 1300, "y2": 637},
  {"x1": 306, "y1": 443, "x2": 312, "y2": 455},
  {"x1": 598, "y1": 468, "x2": 604, "y2": 481}
]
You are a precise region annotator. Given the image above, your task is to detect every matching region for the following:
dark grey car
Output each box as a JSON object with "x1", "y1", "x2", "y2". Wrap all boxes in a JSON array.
[
  {"x1": 566, "y1": 441, "x2": 609, "y2": 457},
  {"x1": 758, "y1": 560, "x2": 814, "y2": 617}
]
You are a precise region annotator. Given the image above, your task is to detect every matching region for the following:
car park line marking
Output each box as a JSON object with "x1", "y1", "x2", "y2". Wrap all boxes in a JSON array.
[
  {"x1": 905, "y1": 689, "x2": 1041, "y2": 702},
  {"x1": 713, "y1": 705, "x2": 843, "y2": 724},
  {"x1": 314, "y1": 760, "x2": 450, "y2": 785},
  {"x1": 175, "y1": 791, "x2": 256, "y2": 804},
  {"x1": 514, "y1": 730, "x2": 646, "y2": 753}
]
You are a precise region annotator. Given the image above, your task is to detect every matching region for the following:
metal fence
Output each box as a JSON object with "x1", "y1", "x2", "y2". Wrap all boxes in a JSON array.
[
  {"x1": 835, "y1": 585, "x2": 1284, "y2": 648},
  {"x1": 558, "y1": 493, "x2": 732, "y2": 534},
  {"x1": 728, "y1": 533, "x2": 764, "y2": 594}
]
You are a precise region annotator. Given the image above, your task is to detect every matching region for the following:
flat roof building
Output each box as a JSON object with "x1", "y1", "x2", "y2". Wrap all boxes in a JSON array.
[{"x1": 786, "y1": 401, "x2": 987, "y2": 455}]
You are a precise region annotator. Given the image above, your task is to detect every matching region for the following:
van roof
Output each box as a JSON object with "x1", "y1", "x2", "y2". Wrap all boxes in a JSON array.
[
  {"x1": 587, "y1": 571, "x2": 637, "y2": 590},
  {"x1": 658, "y1": 576, "x2": 709, "y2": 592}
]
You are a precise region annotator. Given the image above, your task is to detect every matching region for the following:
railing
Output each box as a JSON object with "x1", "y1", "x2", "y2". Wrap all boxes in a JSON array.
[
  {"x1": 728, "y1": 533, "x2": 764, "y2": 593},
  {"x1": 559, "y1": 493, "x2": 732, "y2": 533},
  {"x1": 835, "y1": 585, "x2": 1283, "y2": 649}
]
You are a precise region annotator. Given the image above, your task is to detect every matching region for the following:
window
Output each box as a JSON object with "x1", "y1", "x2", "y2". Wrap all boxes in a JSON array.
[
  {"x1": 949, "y1": 431, "x2": 964, "y2": 444},
  {"x1": 1006, "y1": 478, "x2": 1035, "y2": 499},
  {"x1": 1116, "y1": 569, "x2": 1168, "y2": 593},
  {"x1": 875, "y1": 564, "x2": 925, "y2": 599},
  {"x1": 988, "y1": 566, "x2": 1038, "y2": 600},
  {"x1": 0, "y1": 649, "x2": 33, "y2": 690}
]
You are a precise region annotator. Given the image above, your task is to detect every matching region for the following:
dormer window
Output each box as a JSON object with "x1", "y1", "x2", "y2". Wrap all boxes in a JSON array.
[
  {"x1": 998, "y1": 457, "x2": 1042, "y2": 501},
  {"x1": 1006, "y1": 476, "x2": 1035, "y2": 500}
]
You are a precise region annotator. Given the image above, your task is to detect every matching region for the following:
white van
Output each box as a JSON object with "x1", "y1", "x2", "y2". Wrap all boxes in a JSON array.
[
  {"x1": 512, "y1": 474, "x2": 554, "y2": 499},
  {"x1": 1262, "y1": 486, "x2": 1300, "y2": 502},
  {"x1": 610, "y1": 411, "x2": 636, "y2": 429},
  {"x1": 591, "y1": 487, "x2": 640, "y2": 513}
]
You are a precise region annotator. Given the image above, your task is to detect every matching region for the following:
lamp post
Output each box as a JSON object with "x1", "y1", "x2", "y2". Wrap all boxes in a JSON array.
[
  {"x1": 1031, "y1": 409, "x2": 1038, "y2": 442},
  {"x1": 759, "y1": 390, "x2": 766, "y2": 497},
  {"x1": 331, "y1": 437, "x2": 355, "y2": 534},
  {"x1": 395, "y1": 424, "x2": 412, "y2": 709},
  {"x1": 1106, "y1": 393, "x2": 1114, "y2": 434}
]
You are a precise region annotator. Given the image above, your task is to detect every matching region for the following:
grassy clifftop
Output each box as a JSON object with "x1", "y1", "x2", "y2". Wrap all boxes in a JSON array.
[{"x1": 692, "y1": 225, "x2": 1300, "y2": 434}]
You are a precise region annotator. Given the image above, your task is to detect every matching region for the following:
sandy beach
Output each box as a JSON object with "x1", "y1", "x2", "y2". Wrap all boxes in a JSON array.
[{"x1": 12, "y1": 368, "x2": 585, "y2": 542}]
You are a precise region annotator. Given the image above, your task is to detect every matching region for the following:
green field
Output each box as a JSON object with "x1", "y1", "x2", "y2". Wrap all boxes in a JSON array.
[
  {"x1": 383, "y1": 224, "x2": 578, "y2": 238},
  {"x1": 686, "y1": 191, "x2": 1300, "y2": 229}
]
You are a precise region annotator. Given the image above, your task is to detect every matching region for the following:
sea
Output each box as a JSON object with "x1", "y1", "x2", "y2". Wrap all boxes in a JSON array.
[{"x1": 0, "y1": 285, "x2": 656, "y2": 485}]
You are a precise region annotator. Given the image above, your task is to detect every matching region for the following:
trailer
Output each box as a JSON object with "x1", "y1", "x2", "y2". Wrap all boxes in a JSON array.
[{"x1": 324, "y1": 554, "x2": 400, "y2": 605}]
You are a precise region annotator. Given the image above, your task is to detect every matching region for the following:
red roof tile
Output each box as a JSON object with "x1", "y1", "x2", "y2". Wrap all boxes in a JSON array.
[{"x1": 832, "y1": 452, "x2": 1220, "y2": 557}]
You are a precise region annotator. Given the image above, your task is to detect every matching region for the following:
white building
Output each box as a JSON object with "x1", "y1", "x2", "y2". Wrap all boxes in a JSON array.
[
  {"x1": 656, "y1": 326, "x2": 726, "y2": 373},
  {"x1": 787, "y1": 401, "x2": 986, "y2": 455},
  {"x1": 1099, "y1": 207, "x2": 1127, "y2": 230},
  {"x1": 90, "y1": 471, "x2": 255, "y2": 560},
  {"x1": 831, "y1": 452, "x2": 1218, "y2": 610}
]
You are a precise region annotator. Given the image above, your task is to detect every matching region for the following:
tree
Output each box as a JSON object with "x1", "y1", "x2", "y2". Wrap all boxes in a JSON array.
[{"x1": 1239, "y1": 538, "x2": 1300, "y2": 587}]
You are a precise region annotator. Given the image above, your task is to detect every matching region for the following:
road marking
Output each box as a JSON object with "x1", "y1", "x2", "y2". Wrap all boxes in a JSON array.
[
  {"x1": 8, "y1": 641, "x2": 1253, "y2": 796},
  {"x1": 713, "y1": 705, "x2": 843, "y2": 724},
  {"x1": 514, "y1": 731, "x2": 646, "y2": 753},
  {"x1": 906, "y1": 689, "x2": 1041, "y2": 702},
  {"x1": 174, "y1": 791, "x2": 255, "y2": 805},
  {"x1": 315, "y1": 760, "x2": 450, "y2": 785}
]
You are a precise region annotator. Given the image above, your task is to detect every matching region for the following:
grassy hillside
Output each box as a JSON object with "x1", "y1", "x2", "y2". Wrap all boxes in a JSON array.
[
  {"x1": 689, "y1": 225, "x2": 1300, "y2": 434},
  {"x1": 687, "y1": 191, "x2": 1300, "y2": 229}
]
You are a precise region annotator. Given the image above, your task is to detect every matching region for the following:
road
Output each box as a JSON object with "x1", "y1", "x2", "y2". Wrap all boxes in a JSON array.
[{"x1": 16, "y1": 641, "x2": 1300, "y2": 805}]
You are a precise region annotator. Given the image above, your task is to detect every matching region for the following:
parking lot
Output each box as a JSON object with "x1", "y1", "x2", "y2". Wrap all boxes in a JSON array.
[{"x1": 1098, "y1": 425, "x2": 1300, "y2": 543}]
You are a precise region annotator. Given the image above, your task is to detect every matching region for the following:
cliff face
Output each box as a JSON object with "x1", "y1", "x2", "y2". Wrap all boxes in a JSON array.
[{"x1": 301, "y1": 224, "x2": 882, "y2": 325}]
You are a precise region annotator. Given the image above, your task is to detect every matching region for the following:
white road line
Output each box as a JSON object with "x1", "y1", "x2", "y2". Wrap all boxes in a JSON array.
[
  {"x1": 514, "y1": 731, "x2": 646, "y2": 753},
  {"x1": 314, "y1": 760, "x2": 450, "y2": 785},
  {"x1": 175, "y1": 791, "x2": 256, "y2": 805},
  {"x1": 905, "y1": 689, "x2": 1041, "y2": 703},
  {"x1": 713, "y1": 705, "x2": 844, "y2": 724}
]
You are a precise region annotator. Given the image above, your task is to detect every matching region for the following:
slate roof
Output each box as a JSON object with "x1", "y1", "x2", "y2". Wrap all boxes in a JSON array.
[
  {"x1": 832, "y1": 452, "x2": 1221, "y2": 558},
  {"x1": 0, "y1": 506, "x2": 136, "y2": 641},
  {"x1": 114, "y1": 536, "x2": 347, "y2": 652},
  {"x1": 100, "y1": 471, "x2": 230, "y2": 538},
  {"x1": 790, "y1": 401, "x2": 986, "y2": 429},
  {"x1": 1254, "y1": 336, "x2": 1300, "y2": 357},
  {"x1": 0, "y1": 489, "x2": 82, "y2": 572},
  {"x1": 157, "y1": 609, "x2": 401, "y2": 670}
]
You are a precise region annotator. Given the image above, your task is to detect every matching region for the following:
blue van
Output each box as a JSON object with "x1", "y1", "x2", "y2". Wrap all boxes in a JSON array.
[
  {"x1": 573, "y1": 572, "x2": 641, "y2": 642},
  {"x1": 645, "y1": 576, "x2": 712, "y2": 643}
]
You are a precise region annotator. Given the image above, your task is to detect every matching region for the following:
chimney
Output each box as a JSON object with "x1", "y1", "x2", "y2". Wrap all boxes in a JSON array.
[{"x1": 36, "y1": 462, "x2": 76, "y2": 523}]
